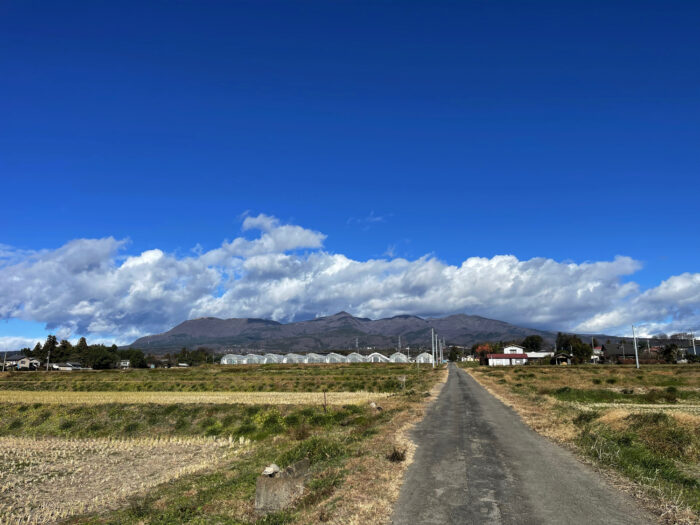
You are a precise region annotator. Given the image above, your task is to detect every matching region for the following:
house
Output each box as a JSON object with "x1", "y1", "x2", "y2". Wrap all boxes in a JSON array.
[
  {"x1": 502, "y1": 345, "x2": 526, "y2": 354},
  {"x1": 415, "y1": 352, "x2": 434, "y2": 364},
  {"x1": 389, "y1": 352, "x2": 409, "y2": 363},
  {"x1": 119, "y1": 359, "x2": 131, "y2": 369},
  {"x1": 17, "y1": 357, "x2": 41, "y2": 370},
  {"x1": 3, "y1": 354, "x2": 24, "y2": 369},
  {"x1": 367, "y1": 352, "x2": 390, "y2": 363},
  {"x1": 486, "y1": 353, "x2": 528, "y2": 366}
]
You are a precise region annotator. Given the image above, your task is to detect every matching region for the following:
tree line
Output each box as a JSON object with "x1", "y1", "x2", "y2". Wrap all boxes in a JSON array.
[{"x1": 21, "y1": 336, "x2": 148, "y2": 369}]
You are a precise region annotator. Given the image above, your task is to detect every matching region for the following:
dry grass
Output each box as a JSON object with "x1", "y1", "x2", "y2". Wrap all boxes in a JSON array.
[
  {"x1": 292, "y1": 367, "x2": 449, "y2": 525},
  {"x1": 0, "y1": 435, "x2": 240, "y2": 524},
  {"x1": 0, "y1": 390, "x2": 390, "y2": 406}
]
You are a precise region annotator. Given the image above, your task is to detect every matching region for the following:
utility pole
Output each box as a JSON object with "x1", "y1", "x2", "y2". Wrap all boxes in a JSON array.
[
  {"x1": 632, "y1": 325, "x2": 640, "y2": 369},
  {"x1": 398, "y1": 335, "x2": 401, "y2": 352},
  {"x1": 46, "y1": 348, "x2": 51, "y2": 372},
  {"x1": 692, "y1": 330, "x2": 697, "y2": 356},
  {"x1": 431, "y1": 329, "x2": 435, "y2": 368}
]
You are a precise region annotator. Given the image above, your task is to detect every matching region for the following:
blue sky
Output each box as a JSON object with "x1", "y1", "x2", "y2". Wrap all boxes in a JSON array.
[{"x1": 1, "y1": 1, "x2": 699, "y2": 347}]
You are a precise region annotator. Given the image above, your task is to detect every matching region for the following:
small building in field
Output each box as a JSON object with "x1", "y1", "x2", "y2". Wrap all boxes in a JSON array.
[
  {"x1": 389, "y1": 352, "x2": 409, "y2": 363},
  {"x1": 415, "y1": 352, "x2": 434, "y2": 364},
  {"x1": 346, "y1": 352, "x2": 367, "y2": 363},
  {"x1": 367, "y1": 352, "x2": 390, "y2": 363},
  {"x1": 552, "y1": 352, "x2": 572, "y2": 365},
  {"x1": 119, "y1": 359, "x2": 131, "y2": 369},
  {"x1": 486, "y1": 353, "x2": 528, "y2": 366},
  {"x1": 325, "y1": 352, "x2": 346, "y2": 363}
]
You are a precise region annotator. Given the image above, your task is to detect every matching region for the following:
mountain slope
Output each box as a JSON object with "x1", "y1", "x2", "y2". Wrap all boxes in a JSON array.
[{"x1": 128, "y1": 312, "x2": 554, "y2": 353}]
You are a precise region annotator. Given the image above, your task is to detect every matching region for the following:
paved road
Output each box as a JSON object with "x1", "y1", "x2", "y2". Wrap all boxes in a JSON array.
[{"x1": 391, "y1": 364, "x2": 655, "y2": 525}]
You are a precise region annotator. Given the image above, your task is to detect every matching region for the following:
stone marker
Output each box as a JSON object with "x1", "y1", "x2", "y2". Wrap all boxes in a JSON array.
[{"x1": 255, "y1": 458, "x2": 310, "y2": 515}]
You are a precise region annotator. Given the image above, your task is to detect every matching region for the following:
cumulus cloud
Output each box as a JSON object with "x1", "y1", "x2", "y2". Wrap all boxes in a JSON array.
[{"x1": 1, "y1": 213, "x2": 699, "y2": 343}]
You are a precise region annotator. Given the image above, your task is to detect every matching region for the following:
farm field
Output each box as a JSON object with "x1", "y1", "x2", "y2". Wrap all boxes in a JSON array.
[
  {"x1": 0, "y1": 362, "x2": 432, "y2": 392},
  {"x1": 465, "y1": 364, "x2": 700, "y2": 523},
  {"x1": 0, "y1": 363, "x2": 445, "y2": 524}
]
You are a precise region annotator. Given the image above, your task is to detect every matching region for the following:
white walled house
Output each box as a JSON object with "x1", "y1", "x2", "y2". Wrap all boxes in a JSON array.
[
  {"x1": 502, "y1": 345, "x2": 526, "y2": 354},
  {"x1": 486, "y1": 353, "x2": 528, "y2": 366}
]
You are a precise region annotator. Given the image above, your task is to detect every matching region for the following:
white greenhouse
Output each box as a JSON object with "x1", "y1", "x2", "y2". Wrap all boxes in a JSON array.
[
  {"x1": 220, "y1": 354, "x2": 241, "y2": 365},
  {"x1": 389, "y1": 352, "x2": 409, "y2": 363},
  {"x1": 305, "y1": 353, "x2": 325, "y2": 363},
  {"x1": 244, "y1": 354, "x2": 265, "y2": 364},
  {"x1": 367, "y1": 352, "x2": 390, "y2": 363},
  {"x1": 325, "y1": 352, "x2": 347, "y2": 363},
  {"x1": 283, "y1": 353, "x2": 305, "y2": 364},
  {"x1": 415, "y1": 352, "x2": 434, "y2": 364},
  {"x1": 346, "y1": 352, "x2": 367, "y2": 363},
  {"x1": 263, "y1": 353, "x2": 283, "y2": 364}
]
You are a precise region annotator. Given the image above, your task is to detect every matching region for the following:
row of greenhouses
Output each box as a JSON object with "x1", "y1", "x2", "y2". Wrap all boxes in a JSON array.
[{"x1": 220, "y1": 351, "x2": 434, "y2": 365}]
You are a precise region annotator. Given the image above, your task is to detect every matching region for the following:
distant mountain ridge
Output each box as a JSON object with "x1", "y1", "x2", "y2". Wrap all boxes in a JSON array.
[{"x1": 128, "y1": 311, "x2": 556, "y2": 353}]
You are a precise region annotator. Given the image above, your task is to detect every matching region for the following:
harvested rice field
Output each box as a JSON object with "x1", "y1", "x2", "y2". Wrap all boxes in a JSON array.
[
  {"x1": 0, "y1": 390, "x2": 390, "y2": 405},
  {"x1": 0, "y1": 436, "x2": 238, "y2": 524},
  {"x1": 0, "y1": 363, "x2": 445, "y2": 524}
]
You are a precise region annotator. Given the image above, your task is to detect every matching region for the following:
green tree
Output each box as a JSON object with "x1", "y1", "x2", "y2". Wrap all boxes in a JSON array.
[
  {"x1": 660, "y1": 344, "x2": 678, "y2": 364},
  {"x1": 521, "y1": 335, "x2": 543, "y2": 351},
  {"x1": 556, "y1": 333, "x2": 592, "y2": 364},
  {"x1": 56, "y1": 339, "x2": 73, "y2": 361},
  {"x1": 36, "y1": 335, "x2": 58, "y2": 362}
]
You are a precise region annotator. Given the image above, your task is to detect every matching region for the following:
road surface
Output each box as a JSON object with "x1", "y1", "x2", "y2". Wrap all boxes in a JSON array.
[{"x1": 391, "y1": 363, "x2": 654, "y2": 525}]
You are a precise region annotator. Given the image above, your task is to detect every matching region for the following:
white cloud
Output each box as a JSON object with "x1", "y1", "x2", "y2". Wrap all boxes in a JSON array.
[{"x1": 1, "y1": 213, "x2": 699, "y2": 344}]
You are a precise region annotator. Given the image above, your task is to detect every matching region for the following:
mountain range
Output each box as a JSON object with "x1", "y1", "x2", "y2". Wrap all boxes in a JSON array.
[{"x1": 128, "y1": 312, "x2": 556, "y2": 353}]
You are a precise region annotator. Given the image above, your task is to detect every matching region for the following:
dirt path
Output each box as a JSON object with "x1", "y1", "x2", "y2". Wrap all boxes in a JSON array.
[{"x1": 391, "y1": 363, "x2": 655, "y2": 525}]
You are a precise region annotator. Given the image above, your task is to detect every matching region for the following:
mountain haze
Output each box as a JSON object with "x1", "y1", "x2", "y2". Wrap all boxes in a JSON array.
[{"x1": 128, "y1": 312, "x2": 555, "y2": 353}]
